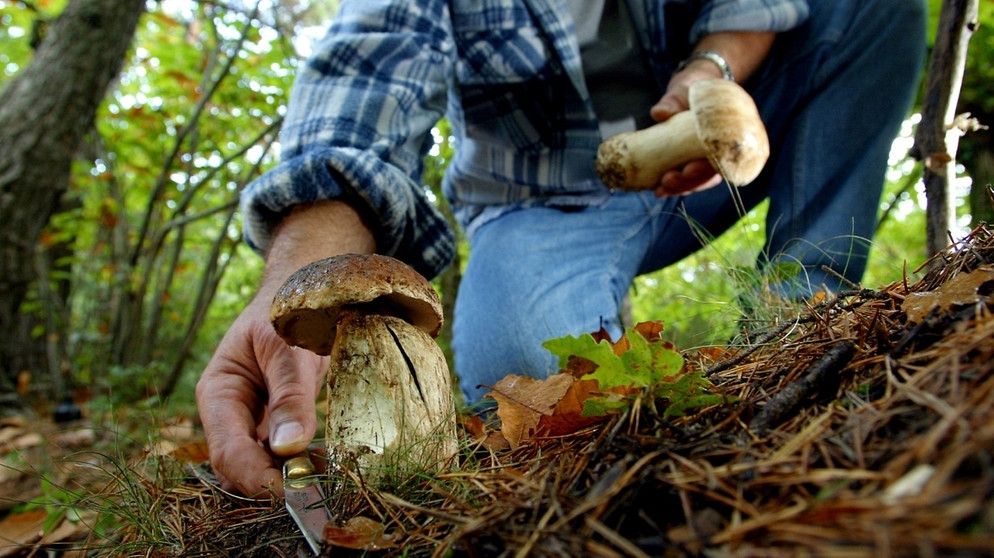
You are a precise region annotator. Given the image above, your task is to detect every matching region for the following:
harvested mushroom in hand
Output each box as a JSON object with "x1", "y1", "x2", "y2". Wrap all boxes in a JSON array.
[
  {"x1": 270, "y1": 253, "x2": 457, "y2": 476},
  {"x1": 596, "y1": 78, "x2": 769, "y2": 190}
]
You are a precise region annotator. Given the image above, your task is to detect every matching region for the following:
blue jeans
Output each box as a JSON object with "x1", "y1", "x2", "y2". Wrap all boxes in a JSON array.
[{"x1": 452, "y1": 0, "x2": 927, "y2": 404}]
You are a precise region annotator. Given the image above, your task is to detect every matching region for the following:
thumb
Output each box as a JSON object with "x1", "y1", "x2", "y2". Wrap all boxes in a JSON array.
[
  {"x1": 262, "y1": 346, "x2": 325, "y2": 456},
  {"x1": 650, "y1": 96, "x2": 686, "y2": 122}
]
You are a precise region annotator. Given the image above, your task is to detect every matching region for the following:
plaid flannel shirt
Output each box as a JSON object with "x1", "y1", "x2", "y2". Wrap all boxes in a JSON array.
[{"x1": 241, "y1": 0, "x2": 809, "y2": 279}]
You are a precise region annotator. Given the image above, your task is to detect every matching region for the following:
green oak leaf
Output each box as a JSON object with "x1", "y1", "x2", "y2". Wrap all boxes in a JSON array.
[{"x1": 542, "y1": 326, "x2": 733, "y2": 419}]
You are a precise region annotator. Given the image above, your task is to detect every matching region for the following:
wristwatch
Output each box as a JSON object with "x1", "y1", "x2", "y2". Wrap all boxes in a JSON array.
[{"x1": 675, "y1": 50, "x2": 734, "y2": 82}]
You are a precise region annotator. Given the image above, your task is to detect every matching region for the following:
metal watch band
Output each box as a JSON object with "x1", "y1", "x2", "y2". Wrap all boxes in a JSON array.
[{"x1": 675, "y1": 50, "x2": 734, "y2": 82}]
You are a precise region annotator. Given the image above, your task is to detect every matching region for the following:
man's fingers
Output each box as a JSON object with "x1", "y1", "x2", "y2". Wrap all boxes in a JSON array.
[
  {"x1": 195, "y1": 309, "x2": 319, "y2": 497},
  {"x1": 196, "y1": 366, "x2": 282, "y2": 497},
  {"x1": 213, "y1": 433, "x2": 283, "y2": 498},
  {"x1": 253, "y1": 323, "x2": 325, "y2": 457},
  {"x1": 655, "y1": 160, "x2": 722, "y2": 196},
  {"x1": 650, "y1": 95, "x2": 687, "y2": 122}
]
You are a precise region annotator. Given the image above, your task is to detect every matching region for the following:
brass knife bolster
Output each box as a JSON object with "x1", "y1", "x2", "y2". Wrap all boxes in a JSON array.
[{"x1": 283, "y1": 454, "x2": 330, "y2": 555}]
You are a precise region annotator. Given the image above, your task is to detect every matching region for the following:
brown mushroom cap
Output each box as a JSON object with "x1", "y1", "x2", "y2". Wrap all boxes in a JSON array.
[
  {"x1": 688, "y1": 78, "x2": 769, "y2": 186},
  {"x1": 270, "y1": 254, "x2": 443, "y2": 355}
]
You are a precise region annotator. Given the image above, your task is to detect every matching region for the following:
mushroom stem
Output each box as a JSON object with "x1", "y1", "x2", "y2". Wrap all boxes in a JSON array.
[
  {"x1": 596, "y1": 111, "x2": 702, "y2": 190},
  {"x1": 327, "y1": 310, "x2": 456, "y2": 474}
]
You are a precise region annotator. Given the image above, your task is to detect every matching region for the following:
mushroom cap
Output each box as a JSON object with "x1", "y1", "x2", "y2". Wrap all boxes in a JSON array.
[
  {"x1": 688, "y1": 78, "x2": 770, "y2": 186},
  {"x1": 270, "y1": 253, "x2": 443, "y2": 355}
]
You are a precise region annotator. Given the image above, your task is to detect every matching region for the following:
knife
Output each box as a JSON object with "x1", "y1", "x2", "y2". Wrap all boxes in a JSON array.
[{"x1": 283, "y1": 453, "x2": 332, "y2": 555}]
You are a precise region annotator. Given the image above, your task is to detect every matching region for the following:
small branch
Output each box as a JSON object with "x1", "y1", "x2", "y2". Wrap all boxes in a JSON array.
[{"x1": 748, "y1": 340, "x2": 858, "y2": 434}]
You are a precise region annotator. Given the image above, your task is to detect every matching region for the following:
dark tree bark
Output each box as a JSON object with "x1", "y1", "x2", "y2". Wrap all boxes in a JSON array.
[
  {"x1": 960, "y1": 73, "x2": 994, "y2": 226},
  {"x1": 911, "y1": 0, "x2": 980, "y2": 259},
  {"x1": 0, "y1": 0, "x2": 146, "y2": 415}
]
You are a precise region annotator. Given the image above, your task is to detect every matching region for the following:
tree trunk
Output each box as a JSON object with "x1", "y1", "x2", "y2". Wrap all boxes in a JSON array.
[
  {"x1": 911, "y1": 0, "x2": 979, "y2": 259},
  {"x1": 966, "y1": 150, "x2": 994, "y2": 225},
  {"x1": 960, "y1": 89, "x2": 994, "y2": 226},
  {"x1": 0, "y1": 0, "x2": 145, "y2": 415}
]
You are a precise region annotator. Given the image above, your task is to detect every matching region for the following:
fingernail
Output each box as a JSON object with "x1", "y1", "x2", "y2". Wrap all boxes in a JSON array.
[{"x1": 271, "y1": 421, "x2": 305, "y2": 450}]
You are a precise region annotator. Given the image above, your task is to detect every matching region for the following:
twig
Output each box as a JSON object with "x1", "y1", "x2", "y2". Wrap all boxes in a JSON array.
[{"x1": 748, "y1": 340, "x2": 858, "y2": 434}]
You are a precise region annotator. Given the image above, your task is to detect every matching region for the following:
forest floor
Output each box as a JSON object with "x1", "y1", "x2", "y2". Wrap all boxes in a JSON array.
[{"x1": 4, "y1": 225, "x2": 994, "y2": 557}]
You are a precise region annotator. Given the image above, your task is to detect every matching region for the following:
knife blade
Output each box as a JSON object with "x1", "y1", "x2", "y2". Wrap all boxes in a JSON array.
[{"x1": 283, "y1": 453, "x2": 332, "y2": 555}]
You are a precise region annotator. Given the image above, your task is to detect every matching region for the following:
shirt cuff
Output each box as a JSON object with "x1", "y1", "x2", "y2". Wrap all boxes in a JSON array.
[{"x1": 241, "y1": 148, "x2": 455, "y2": 279}]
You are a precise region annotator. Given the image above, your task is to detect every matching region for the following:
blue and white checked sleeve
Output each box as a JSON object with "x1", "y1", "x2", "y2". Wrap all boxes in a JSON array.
[
  {"x1": 240, "y1": 0, "x2": 457, "y2": 279},
  {"x1": 691, "y1": 0, "x2": 809, "y2": 43}
]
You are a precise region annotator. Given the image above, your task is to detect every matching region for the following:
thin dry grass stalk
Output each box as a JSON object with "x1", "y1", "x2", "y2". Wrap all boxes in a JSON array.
[{"x1": 111, "y1": 225, "x2": 994, "y2": 557}]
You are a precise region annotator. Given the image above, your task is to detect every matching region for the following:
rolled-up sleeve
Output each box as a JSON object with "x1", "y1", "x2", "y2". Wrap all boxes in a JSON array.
[
  {"x1": 240, "y1": 0, "x2": 456, "y2": 279},
  {"x1": 692, "y1": 0, "x2": 809, "y2": 43}
]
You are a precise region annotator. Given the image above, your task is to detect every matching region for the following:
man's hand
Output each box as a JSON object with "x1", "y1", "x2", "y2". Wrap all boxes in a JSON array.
[
  {"x1": 648, "y1": 31, "x2": 775, "y2": 197},
  {"x1": 196, "y1": 200, "x2": 376, "y2": 497},
  {"x1": 196, "y1": 287, "x2": 326, "y2": 497}
]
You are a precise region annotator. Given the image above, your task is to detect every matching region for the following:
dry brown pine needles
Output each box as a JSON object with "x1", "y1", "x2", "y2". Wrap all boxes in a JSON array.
[{"x1": 110, "y1": 225, "x2": 994, "y2": 557}]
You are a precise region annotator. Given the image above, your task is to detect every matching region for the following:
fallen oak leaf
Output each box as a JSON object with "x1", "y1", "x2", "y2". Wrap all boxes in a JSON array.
[
  {"x1": 457, "y1": 414, "x2": 510, "y2": 451},
  {"x1": 457, "y1": 414, "x2": 487, "y2": 440},
  {"x1": 544, "y1": 321, "x2": 731, "y2": 419},
  {"x1": 324, "y1": 516, "x2": 397, "y2": 550},
  {"x1": 486, "y1": 321, "x2": 730, "y2": 448},
  {"x1": 590, "y1": 325, "x2": 614, "y2": 344},
  {"x1": 486, "y1": 373, "x2": 575, "y2": 449},
  {"x1": 168, "y1": 440, "x2": 211, "y2": 464},
  {"x1": 632, "y1": 320, "x2": 665, "y2": 342},
  {"x1": 534, "y1": 377, "x2": 608, "y2": 439},
  {"x1": 902, "y1": 266, "x2": 994, "y2": 322},
  {"x1": 0, "y1": 509, "x2": 47, "y2": 557},
  {"x1": 488, "y1": 373, "x2": 611, "y2": 449}
]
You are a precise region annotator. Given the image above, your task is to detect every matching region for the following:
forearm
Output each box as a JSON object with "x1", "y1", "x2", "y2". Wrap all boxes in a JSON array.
[
  {"x1": 681, "y1": 31, "x2": 776, "y2": 84},
  {"x1": 259, "y1": 200, "x2": 376, "y2": 298},
  {"x1": 653, "y1": 31, "x2": 775, "y2": 120}
]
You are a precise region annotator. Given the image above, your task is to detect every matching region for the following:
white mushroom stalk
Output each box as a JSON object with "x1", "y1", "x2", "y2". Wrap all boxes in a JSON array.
[
  {"x1": 596, "y1": 78, "x2": 770, "y2": 189},
  {"x1": 270, "y1": 254, "x2": 457, "y2": 478}
]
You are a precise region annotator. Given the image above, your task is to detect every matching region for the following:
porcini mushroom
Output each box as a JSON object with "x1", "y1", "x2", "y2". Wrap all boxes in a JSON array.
[
  {"x1": 596, "y1": 78, "x2": 769, "y2": 190},
  {"x1": 271, "y1": 253, "x2": 457, "y2": 475}
]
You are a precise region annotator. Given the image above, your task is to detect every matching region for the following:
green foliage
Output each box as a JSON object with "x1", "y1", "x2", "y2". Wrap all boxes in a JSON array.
[
  {"x1": 0, "y1": 0, "x2": 67, "y2": 84},
  {"x1": 12, "y1": 476, "x2": 84, "y2": 534},
  {"x1": 10, "y1": 1, "x2": 310, "y2": 405},
  {"x1": 543, "y1": 328, "x2": 730, "y2": 419}
]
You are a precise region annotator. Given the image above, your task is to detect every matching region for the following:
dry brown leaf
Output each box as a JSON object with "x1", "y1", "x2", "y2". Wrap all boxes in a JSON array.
[
  {"x1": 480, "y1": 430, "x2": 511, "y2": 451},
  {"x1": 902, "y1": 266, "x2": 994, "y2": 322},
  {"x1": 534, "y1": 378, "x2": 605, "y2": 438},
  {"x1": 486, "y1": 321, "x2": 673, "y2": 448},
  {"x1": 458, "y1": 414, "x2": 487, "y2": 440},
  {"x1": 38, "y1": 516, "x2": 87, "y2": 546},
  {"x1": 488, "y1": 374, "x2": 614, "y2": 449},
  {"x1": 53, "y1": 427, "x2": 96, "y2": 448},
  {"x1": 0, "y1": 426, "x2": 24, "y2": 447},
  {"x1": 487, "y1": 374, "x2": 575, "y2": 449},
  {"x1": 632, "y1": 320, "x2": 665, "y2": 342},
  {"x1": 325, "y1": 516, "x2": 397, "y2": 550},
  {"x1": 8, "y1": 432, "x2": 43, "y2": 452},
  {"x1": 159, "y1": 416, "x2": 198, "y2": 441},
  {"x1": 169, "y1": 440, "x2": 211, "y2": 463},
  {"x1": 0, "y1": 416, "x2": 25, "y2": 428},
  {"x1": 0, "y1": 509, "x2": 46, "y2": 557},
  {"x1": 457, "y1": 415, "x2": 509, "y2": 451}
]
